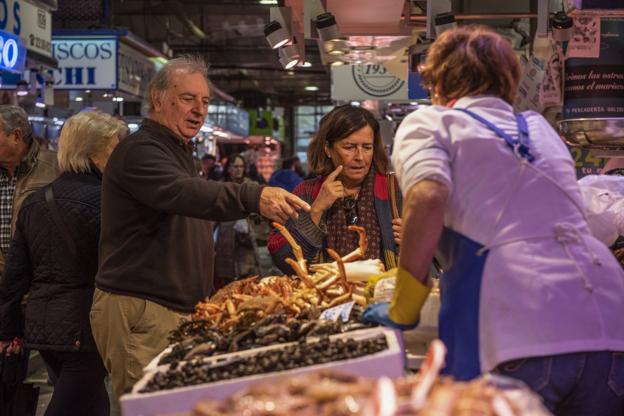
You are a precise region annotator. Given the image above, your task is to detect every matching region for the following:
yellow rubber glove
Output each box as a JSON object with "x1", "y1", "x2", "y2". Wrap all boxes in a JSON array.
[{"x1": 388, "y1": 267, "x2": 431, "y2": 326}]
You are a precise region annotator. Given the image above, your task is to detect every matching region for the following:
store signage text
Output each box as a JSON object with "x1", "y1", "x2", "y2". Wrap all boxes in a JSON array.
[
  {"x1": 118, "y1": 42, "x2": 155, "y2": 97},
  {"x1": 0, "y1": 0, "x2": 52, "y2": 57},
  {"x1": 0, "y1": 29, "x2": 25, "y2": 72},
  {"x1": 52, "y1": 38, "x2": 117, "y2": 90},
  {"x1": 331, "y1": 64, "x2": 408, "y2": 101}
]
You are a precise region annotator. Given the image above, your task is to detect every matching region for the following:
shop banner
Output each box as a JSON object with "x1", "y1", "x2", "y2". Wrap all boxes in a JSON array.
[
  {"x1": 564, "y1": 17, "x2": 624, "y2": 120},
  {"x1": 118, "y1": 42, "x2": 155, "y2": 97},
  {"x1": 332, "y1": 64, "x2": 408, "y2": 101},
  {"x1": 51, "y1": 37, "x2": 117, "y2": 90},
  {"x1": 0, "y1": 29, "x2": 26, "y2": 72},
  {"x1": 0, "y1": 0, "x2": 53, "y2": 58}
]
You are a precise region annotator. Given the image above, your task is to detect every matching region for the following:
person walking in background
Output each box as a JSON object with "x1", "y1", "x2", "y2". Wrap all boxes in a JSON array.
[
  {"x1": 268, "y1": 156, "x2": 304, "y2": 192},
  {"x1": 201, "y1": 153, "x2": 222, "y2": 181},
  {"x1": 0, "y1": 105, "x2": 58, "y2": 416},
  {"x1": 0, "y1": 111, "x2": 126, "y2": 416},
  {"x1": 214, "y1": 154, "x2": 261, "y2": 285},
  {"x1": 90, "y1": 56, "x2": 309, "y2": 403}
]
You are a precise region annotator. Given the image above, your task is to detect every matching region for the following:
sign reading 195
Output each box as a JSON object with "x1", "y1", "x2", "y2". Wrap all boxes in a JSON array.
[{"x1": 363, "y1": 65, "x2": 387, "y2": 75}]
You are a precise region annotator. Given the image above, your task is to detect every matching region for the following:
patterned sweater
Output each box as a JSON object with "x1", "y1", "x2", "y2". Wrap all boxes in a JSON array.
[{"x1": 268, "y1": 172, "x2": 401, "y2": 274}]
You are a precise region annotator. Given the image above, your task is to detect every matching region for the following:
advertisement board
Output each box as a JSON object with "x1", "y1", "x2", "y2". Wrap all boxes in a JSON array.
[
  {"x1": 51, "y1": 37, "x2": 117, "y2": 90},
  {"x1": 0, "y1": 0, "x2": 53, "y2": 58},
  {"x1": 332, "y1": 64, "x2": 408, "y2": 101}
]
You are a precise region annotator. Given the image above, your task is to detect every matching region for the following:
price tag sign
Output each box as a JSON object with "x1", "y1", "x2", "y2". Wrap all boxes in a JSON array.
[{"x1": 319, "y1": 301, "x2": 355, "y2": 323}]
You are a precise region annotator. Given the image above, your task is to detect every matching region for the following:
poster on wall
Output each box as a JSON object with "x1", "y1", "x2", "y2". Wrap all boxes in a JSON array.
[
  {"x1": 332, "y1": 64, "x2": 408, "y2": 101},
  {"x1": 564, "y1": 17, "x2": 624, "y2": 120}
]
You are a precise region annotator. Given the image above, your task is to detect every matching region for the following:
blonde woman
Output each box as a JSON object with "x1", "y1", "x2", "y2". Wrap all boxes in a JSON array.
[{"x1": 0, "y1": 111, "x2": 126, "y2": 416}]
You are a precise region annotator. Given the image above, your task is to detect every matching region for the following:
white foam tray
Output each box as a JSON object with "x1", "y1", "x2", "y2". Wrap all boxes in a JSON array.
[{"x1": 120, "y1": 327, "x2": 405, "y2": 416}]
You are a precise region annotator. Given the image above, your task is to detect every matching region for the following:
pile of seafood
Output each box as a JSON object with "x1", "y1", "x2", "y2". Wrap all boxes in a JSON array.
[
  {"x1": 140, "y1": 335, "x2": 389, "y2": 393},
  {"x1": 160, "y1": 309, "x2": 370, "y2": 365},
  {"x1": 193, "y1": 224, "x2": 375, "y2": 329},
  {"x1": 192, "y1": 341, "x2": 551, "y2": 416}
]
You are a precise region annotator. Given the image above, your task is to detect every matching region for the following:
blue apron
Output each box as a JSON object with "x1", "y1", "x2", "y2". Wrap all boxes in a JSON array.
[{"x1": 437, "y1": 109, "x2": 535, "y2": 380}]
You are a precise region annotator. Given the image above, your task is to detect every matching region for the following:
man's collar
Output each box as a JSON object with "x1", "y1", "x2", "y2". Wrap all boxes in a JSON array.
[{"x1": 142, "y1": 119, "x2": 192, "y2": 149}]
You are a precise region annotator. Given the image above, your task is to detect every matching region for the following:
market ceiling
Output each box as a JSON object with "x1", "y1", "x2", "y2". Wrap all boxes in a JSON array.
[
  {"x1": 53, "y1": 0, "x2": 536, "y2": 108},
  {"x1": 107, "y1": 0, "x2": 331, "y2": 107}
]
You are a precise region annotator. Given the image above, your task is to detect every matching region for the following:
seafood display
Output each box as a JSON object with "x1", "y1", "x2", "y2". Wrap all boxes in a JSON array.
[
  {"x1": 191, "y1": 341, "x2": 551, "y2": 416},
  {"x1": 140, "y1": 335, "x2": 389, "y2": 393},
  {"x1": 160, "y1": 310, "x2": 370, "y2": 365},
  {"x1": 192, "y1": 224, "x2": 375, "y2": 330}
]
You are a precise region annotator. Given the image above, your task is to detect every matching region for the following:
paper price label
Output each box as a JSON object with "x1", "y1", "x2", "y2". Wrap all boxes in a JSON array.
[{"x1": 319, "y1": 301, "x2": 355, "y2": 322}]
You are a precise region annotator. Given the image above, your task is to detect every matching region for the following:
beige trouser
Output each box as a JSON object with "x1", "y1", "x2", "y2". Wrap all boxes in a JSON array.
[{"x1": 89, "y1": 288, "x2": 189, "y2": 401}]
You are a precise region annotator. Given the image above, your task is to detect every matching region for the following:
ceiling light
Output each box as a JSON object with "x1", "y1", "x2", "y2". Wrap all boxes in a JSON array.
[
  {"x1": 304, "y1": 86, "x2": 319, "y2": 91},
  {"x1": 314, "y1": 12, "x2": 341, "y2": 43},
  {"x1": 299, "y1": 61, "x2": 312, "y2": 68},
  {"x1": 16, "y1": 80, "x2": 28, "y2": 96},
  {"x1": 279, "y1": 43, "x2": 300, "y2": 69},
  {"x1": 35, "y1": 102, "x2": 46, "y2": 108},
  {"x1": 75, "y1": 97, "x2": 83, "y2": 102},
  {"x1": 331, "y1": 61, "x2": 345, "y2": 67},
  {"x1": 264, "y1": 20, "x2": 290, "y2": 49},
  {"x1": 259, "y1": 0, "x2": 278, "y2": 4},
  {"x1": 325, "y1": 40, "x2": 348, "y2": 56},
  {"x1": 350, "y1": 101, "x2": 360, "y2": 107}
]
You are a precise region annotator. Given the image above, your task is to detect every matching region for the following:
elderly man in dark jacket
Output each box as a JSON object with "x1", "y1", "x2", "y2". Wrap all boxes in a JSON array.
[
  {"x1": 0, "y1": 111, "x2": 126, "y2": 416},
  {"x1": 90, "y1": 55, "x2": 309, "y2": 404}
]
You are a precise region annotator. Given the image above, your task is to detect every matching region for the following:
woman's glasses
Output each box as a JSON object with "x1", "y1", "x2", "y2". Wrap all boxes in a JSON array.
[{"x1": 342, "y1": 197, "x2": 358, "y2": 225}]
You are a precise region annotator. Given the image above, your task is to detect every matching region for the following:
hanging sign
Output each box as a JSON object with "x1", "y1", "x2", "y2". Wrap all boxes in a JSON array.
[
  {"x1": 0, "y1": 29, "x2": 25, "y2": 72},
  {"x1": 332, "y1": 64, "x2": 408, "y2": 101},
  {"x1": 118, "y1": 42, "x2": 155, "y2": 97},
  {"x1": 0, "y1": 0, "x2": 53, "y2": 58},
  {"x1": 51, "y1": 37, "x2": 117, "y2": 89}
]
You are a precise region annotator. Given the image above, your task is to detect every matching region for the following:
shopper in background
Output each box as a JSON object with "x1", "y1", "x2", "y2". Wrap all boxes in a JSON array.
[
  {"x1": 0, "y1": 111, "x2": 125, "y2": 416},
  {"x1": 201, "y1": 153, "x2": 222, "y2": 181},
  {"x1": 268, "y1": 104, "x2": 402, "y2": 273},
  {"x1": 268, "y1": 156, "x2": 304, "y2": 192},
  {"x1": 363, "y1": 26, "x2": 624, "y2": 415},
  {"x1": 214, "y1": 154, "x2": 261, "y2": 285},
  {"x1": 0, "y1": 105, "x2": 58, "y2": 416},
  {"x1": 90, "y1": 56, "x2": 309, "y2": 402}
]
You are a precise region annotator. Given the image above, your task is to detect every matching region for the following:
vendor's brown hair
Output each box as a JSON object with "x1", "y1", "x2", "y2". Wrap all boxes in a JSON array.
[
  {"x1": 420, "y1": 26, "x2": 521, "y2": 105},
  {"x1": 308, "y1": 105, "x2": 388, "y2": 176}
]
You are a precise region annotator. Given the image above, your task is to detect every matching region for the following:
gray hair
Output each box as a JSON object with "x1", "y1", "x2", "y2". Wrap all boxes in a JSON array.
[
  {"x1": 144, "y1": 55, "x2": 210, "y2": 115},
  {"x1": 0, "y1": 105, "x2": 32, "y2": 144},
  {"x1": 58, "y1": 111, "x2": 127, "y2": 173}
]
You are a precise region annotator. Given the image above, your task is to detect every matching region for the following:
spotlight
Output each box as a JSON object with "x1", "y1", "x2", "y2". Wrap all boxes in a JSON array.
[
  {"x1": 264, "y1": 20, "x2": 290, "y2": 49},
  {"x1": 314, "y1": 12, "x2": 341, "y2": 43},
  {"x1": 265, "y1": 7, "x2": 293, "y2": 49},
  {"x1": 16, "y1": 80, "x2": 28, "y2": 96},
  {"x1": 551, "y1": 11, "x2": 573, "y2": 42},
  {"x1": 279, "y1": 43, "x2": 300, "y2": 69},
  {"x1": 326, "y1": 40, "x2": 348, "y2": 56}
]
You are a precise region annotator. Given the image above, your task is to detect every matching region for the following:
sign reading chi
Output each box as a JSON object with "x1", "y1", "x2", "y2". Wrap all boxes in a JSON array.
[{"x1": 51, "y1": 38, "x2": 118, "y2": 89}]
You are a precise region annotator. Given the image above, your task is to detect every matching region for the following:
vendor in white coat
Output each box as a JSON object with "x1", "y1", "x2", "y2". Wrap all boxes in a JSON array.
[{"x1": 363, "y1": 26, "x2": 624, "y2": 415}]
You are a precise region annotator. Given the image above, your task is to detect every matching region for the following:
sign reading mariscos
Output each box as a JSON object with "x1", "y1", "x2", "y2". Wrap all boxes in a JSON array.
[
  {"x1": 0, "y1": 29, "x2": 25, "y2": 72},
  {"x1": 332, "y1": 64, "x2": 408, "y2": 101},
  {"x1": 52, "y1": 38, "x2": 117, "y2": 89}
]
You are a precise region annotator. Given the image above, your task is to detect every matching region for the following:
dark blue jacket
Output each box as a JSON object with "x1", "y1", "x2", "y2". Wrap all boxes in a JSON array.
[{"x1": 268, "y1": 169, "x2": 303, "y2": 193}]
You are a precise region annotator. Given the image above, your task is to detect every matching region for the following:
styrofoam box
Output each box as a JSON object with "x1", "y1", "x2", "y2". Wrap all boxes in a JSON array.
[{"x1": 120, "y1": 327, "x2": 405, "y2": 416}]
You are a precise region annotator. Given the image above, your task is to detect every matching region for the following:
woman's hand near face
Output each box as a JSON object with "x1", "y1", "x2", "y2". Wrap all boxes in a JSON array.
[
  {"x1": 392, "y1": 217, "x2": 402, "y2": 246},
  {"x1": 311, "y1": 165, "x2": 344, "y2": 225}
]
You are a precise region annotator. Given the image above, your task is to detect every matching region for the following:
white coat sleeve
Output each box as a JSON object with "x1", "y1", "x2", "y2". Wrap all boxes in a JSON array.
[{"x1": 392, "y1": 106, "x2": 453, "y2": 194}]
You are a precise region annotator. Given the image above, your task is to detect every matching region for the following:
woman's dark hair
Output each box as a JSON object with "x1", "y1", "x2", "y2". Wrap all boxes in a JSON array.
[
  {"x1": 223, "y1": 153, "x2": 246, "y2": 182},
  {"x1": 307, "y1": 105, "x2": 388, "y2": 176}
]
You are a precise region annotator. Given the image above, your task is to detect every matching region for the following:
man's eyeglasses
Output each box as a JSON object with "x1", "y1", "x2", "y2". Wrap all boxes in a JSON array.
[{"x1": 342, "y1": 197, "x2": 358, "y2": 225}]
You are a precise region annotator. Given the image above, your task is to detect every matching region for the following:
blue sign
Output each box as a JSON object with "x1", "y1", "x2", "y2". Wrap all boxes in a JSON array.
[{"x1": 0, "y1": 29, "x2": 25, "y2": 72}]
